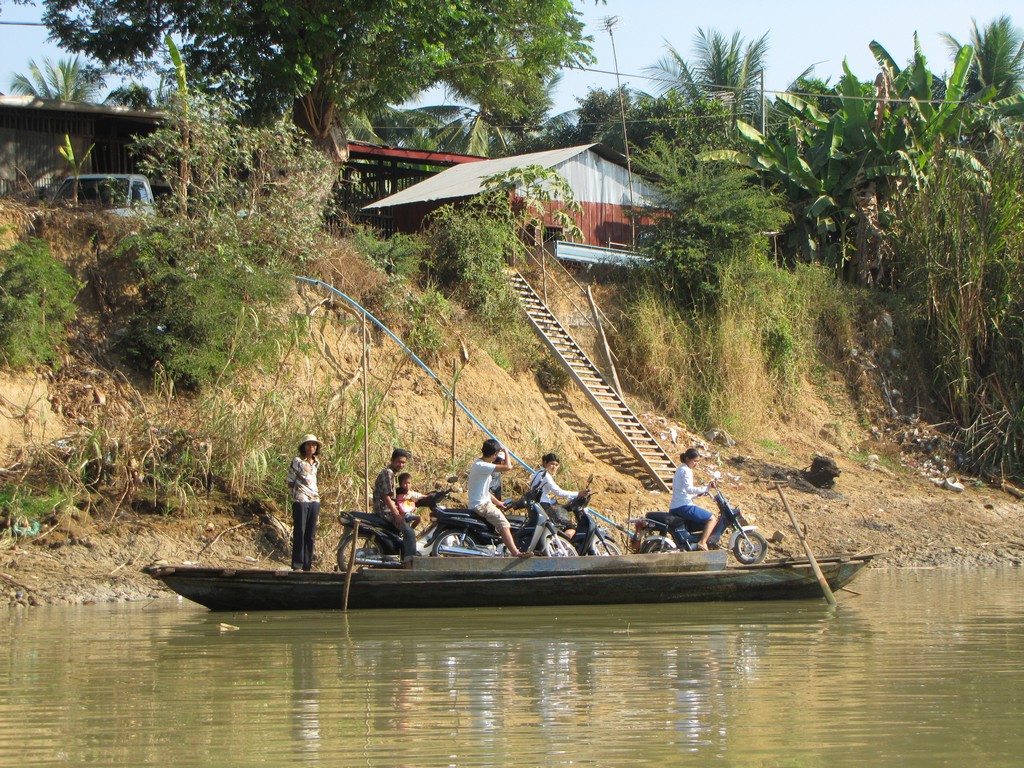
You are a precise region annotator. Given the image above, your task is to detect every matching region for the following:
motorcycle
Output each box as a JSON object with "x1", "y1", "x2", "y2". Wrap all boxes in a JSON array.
[
  {"x1": 335, "y1": 488, "x2": 451, "y2": 569},
  {"x1": 426, "y1": 487, "x2": 577, "y2": 558},
  {"x1": 555, "y1": 490, "x2": 623, "y2": 556},
  {"x1": 629, "y1": 484, "x2": 768, "y2": 564}
]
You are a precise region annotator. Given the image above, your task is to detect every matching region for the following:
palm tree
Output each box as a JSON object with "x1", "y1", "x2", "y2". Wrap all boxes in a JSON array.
[
  {"x1": 9, "y1": 56, "x2": 104, "y2": 103},
  {"x1": 942, "y1": 16, "x2": 1024, "y2": 99},
  {"x1": 645, "y1": 28, "x2": 770, "y2": 123}
]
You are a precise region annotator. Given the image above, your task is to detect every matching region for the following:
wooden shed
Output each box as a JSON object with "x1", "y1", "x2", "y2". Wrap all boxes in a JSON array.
[
  {"x1": 363, "y1": 143, "x2": 652, "y2": 249},
  {"x1": 0, "y1": 95, "x2": 163, "y2": 199}
]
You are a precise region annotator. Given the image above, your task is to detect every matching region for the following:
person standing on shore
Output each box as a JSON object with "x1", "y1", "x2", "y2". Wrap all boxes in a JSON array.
[{"x1": 287, "y1": 434, "x2": 321, "y2": 571}]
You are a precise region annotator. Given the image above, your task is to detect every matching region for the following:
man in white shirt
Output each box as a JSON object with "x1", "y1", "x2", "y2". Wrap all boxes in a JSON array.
[
  {"x1": 468, "y1": 439, "x2": 531, "y2": 558},
  {"x1": 668, "y1": 447, "x2": 719, "y2": 551}
]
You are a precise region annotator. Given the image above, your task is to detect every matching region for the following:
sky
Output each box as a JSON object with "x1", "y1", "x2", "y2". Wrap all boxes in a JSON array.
[{"x1": 0, "y1": 0, "x2": 1018, "y2": 112}]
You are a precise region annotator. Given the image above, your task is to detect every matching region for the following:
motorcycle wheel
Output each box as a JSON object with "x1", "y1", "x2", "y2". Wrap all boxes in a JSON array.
[
  {"x1": 431, "y1": 530, "x2": 470, "y2": 557},
  {"x1": 546, "y1": 534, "x2": 578, "y2": 557},
  {"x1": 589, "y1": 538, "x2": 623, "y2": 556},
  {"x1": 732, "y1": 530, "x2": 769, "y2": 564},
  {"x1": 640, "y1": 538, "x2": 676, "y2": 554},
  {"x1": 337, "y1": 530, "x2": 387, "y2": 569}
]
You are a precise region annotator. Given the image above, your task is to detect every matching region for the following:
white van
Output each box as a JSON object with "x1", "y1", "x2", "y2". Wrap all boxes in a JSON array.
[{"x1": 52, "y1": 174, "x2": 155, "y2": 215}]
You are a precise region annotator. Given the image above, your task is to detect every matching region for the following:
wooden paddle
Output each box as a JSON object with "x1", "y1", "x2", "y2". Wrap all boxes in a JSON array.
[
  {"x1": 343, "y1": 519, "x2": 360, "y2": 612},
  {"x1": 768, "y1": 481, "x2": 837, "y2": 607}
]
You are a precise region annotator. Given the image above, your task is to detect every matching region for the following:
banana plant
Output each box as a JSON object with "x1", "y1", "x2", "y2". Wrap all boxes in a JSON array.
[{"x1": 703, "y1": 39, "x2": 990, "y2": 284}]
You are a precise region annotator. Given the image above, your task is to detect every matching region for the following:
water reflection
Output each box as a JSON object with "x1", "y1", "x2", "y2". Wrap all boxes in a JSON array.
[{"x1": 2, "y1": 570, "x2": 1024, "y2": 766}]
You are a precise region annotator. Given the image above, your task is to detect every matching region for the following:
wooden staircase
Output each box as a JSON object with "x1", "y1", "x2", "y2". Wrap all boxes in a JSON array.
[{"x1": 509, "y1": 271, "x2": 676, "y2": 492}]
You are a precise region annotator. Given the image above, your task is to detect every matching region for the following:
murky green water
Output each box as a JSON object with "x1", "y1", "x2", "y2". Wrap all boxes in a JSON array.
[{"x1": 3, "y1": 569, "x2": 1023, "y2": 766}]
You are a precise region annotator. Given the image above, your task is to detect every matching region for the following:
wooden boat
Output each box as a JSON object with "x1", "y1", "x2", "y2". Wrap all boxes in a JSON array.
[{"x1": 144, "y1": 550, "x2": 878, "y2": 612}]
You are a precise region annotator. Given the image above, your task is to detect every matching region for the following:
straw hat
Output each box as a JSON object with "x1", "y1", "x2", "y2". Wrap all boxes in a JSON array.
[{"x1": 298, "y1": 434, "x2": 321, "y2": 454}]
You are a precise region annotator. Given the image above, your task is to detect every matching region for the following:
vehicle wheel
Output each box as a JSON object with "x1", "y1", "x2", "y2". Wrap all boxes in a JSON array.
[
  {"x1": 589, "y1": 538, "x2": 623, "y2": 556},
  {"x1": 337, "y1": 531, "x2": 386, "y2": 569},
  {"x1": 732, "y1": 531, "x2": 769, "y2": 564},
  {"x1": 546, "y1": 535, "x2": 578, "y2": 557},
  {"x1": 640, "y1": 538, "x2": 675, "y2": 554},
  {"x1": 431, "y1": 530, "x2": 469, "y2": 557}
]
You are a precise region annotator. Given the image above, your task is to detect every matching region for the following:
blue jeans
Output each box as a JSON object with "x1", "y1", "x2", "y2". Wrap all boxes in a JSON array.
[
  {"x1": 668, "y1": 503, "x2": 713, "y2": 526},
  {"x1": 291, "y1": 501, "x2": 320, "y2": 571}
]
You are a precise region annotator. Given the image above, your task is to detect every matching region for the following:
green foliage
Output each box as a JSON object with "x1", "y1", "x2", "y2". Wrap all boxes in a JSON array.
[
  {"x1": 8, "y1": 55, "x2": 104, "y2": 102},
  {"x1": 0, "y1": 486, "x2": 72, "y2": 539},
  {"x1": 636, "y1": 137, "x2": 789, "y2": 309},
  {"x1": 483, "y1": 164, "x2": 583, "y2": 243},
  {"x1": 941, "y1": 15, "x2": 1024, "y2": 99},
  {"x1": 134, "y1": 89, "x2": 335, "y2": 266},
  {"x1": 351, "y1": 227, "x2": 427, "y2": 278},
  {"x1": 118, "y1": 230, "x2": 292, "y2": 391},
  {"x1": 518, "y1": 88, "x2": 735, "y2": 158},
  {"x1": 645, "y1": 28, "x2": 771, "y2": 125},
  {"x1": 617, "y1": 259, "x2": 859, "y2": 433},
  {"x1": 0, "y1": 239, "x2": 80, "y2": 368},
  {"x1": 893, "y1": 143, "x2": 1024, "y2": 479},
  {"x1": 43, "y1": 0, "x2": 594, "y2": 154},
  {"x1": 707, "y1": 38, "x2": 992, "y2": 283},
  {"x1": 423, "y1": 193, "x2": 521, "y2": 322},
  {"x1": 402, "y1": 287, "x2": 452, "y2": 362}
]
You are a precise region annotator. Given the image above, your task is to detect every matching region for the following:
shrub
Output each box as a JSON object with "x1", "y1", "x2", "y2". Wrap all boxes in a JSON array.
[
  {"x1": 119, "y1": 230, "x2": 292, "y2": 391},
  {"x1": 134, "y1": 89, "x2": 335, "y2": 268},
  {"x1": 0, "y1": 238, "x2": 79, "y2": 367},
  {"x1": 423, "y1": 193, "x2": 521, "y2": 322},
  {"x1": 351, "y1": 227, "x2": 428, "y2": 278},
  {"x1": 893, "y1": 144, "x2": 1024, "y2": 478}
]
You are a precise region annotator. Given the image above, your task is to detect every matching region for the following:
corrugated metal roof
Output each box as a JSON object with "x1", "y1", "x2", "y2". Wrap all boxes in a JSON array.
[
  {"x1": 364, "y1": 144, "x2": 613, "y2": 209},
  {"x1": 554, "y1": 241, "x2": 649, "y2": 266}
]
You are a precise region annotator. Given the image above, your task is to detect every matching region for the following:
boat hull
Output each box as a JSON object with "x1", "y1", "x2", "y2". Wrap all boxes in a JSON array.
[{"x1": 145, "y1": 552, "x2": 877, "y2": 612}]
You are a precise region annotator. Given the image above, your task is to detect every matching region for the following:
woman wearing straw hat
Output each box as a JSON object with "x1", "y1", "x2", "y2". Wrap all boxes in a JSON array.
[{"x1": 287, "y1": 434, "x2": 321, "y2": 571}]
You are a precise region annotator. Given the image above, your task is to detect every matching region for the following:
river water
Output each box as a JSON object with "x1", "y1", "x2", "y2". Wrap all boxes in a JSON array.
[{"x1": 2, "y1": 568, "x2": 1023, "y2": 767}]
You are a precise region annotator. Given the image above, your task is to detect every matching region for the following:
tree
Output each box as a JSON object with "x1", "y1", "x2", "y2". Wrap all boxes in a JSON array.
[
  {"x1": 41, "y1": 0, "x2": 596, "y2": 163},
  {"x1": 645, "y1": 28, "x2": 770, "y2": 125},
  {"x1": 636, "y1": 137, "x2": 789, "y2": 309},
  {"x1": 942, "y1": 15, "x2": 1024, "y2": 99},
  {"x1": 518, "y1": 87, "x2": 734, "y2": 157},
  {"x1": 8, "y1": 56, "x2": 103, "y2": 102}
]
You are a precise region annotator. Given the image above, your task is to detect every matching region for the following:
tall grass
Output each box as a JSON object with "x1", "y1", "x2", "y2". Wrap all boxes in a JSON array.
[
  {"x1": 895, "y1": 144, "x2": 1024, "y2": 479},
  {"x1": 617, "y1": 259, "x2": 858, "y2": 436}
]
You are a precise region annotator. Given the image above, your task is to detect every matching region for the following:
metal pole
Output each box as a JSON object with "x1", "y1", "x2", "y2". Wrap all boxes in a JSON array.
[
  {"x1": 588, "y1": 286, "x2": 622, "y2": 397},
  {"x1": 604, "y1": 16, "x2": 636, "y2": 245}
]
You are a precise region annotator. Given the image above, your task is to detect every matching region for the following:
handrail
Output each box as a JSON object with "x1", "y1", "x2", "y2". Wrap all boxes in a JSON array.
[
  {"x1": 296, "y1": 275, "x2": 627, "y2": 533},
  {"x1": 523, "y1": 248, "x2": 619, "y2": 335}
]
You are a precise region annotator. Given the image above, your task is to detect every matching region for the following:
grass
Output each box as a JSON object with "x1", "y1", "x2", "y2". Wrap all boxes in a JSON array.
[{"x1": 756, "y1": 439, "x2": 788, "y2": 458}]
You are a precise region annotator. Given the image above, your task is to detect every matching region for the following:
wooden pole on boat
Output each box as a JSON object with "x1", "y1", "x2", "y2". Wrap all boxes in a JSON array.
[
  {"x1": 362, "y1": 314, "x2": 370, "y2": 514},
  {"x1": 769, "y1": 481, "x2": 837, "y2": 607},
  {"x1": 343, "y1": 518, "x2": 359, "y2": 612},
  {"x1": 451, "y1": 358, "x2": 458, "y2": 464}
]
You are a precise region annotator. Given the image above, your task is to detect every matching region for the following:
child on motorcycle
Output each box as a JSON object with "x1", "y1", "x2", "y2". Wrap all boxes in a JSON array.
[
  {"x1": 529, "y1": 453, "x2": 583, "y2": 538},
  {"x1": 395, "y1": 472, "x2": 424, "y2": 529}
]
